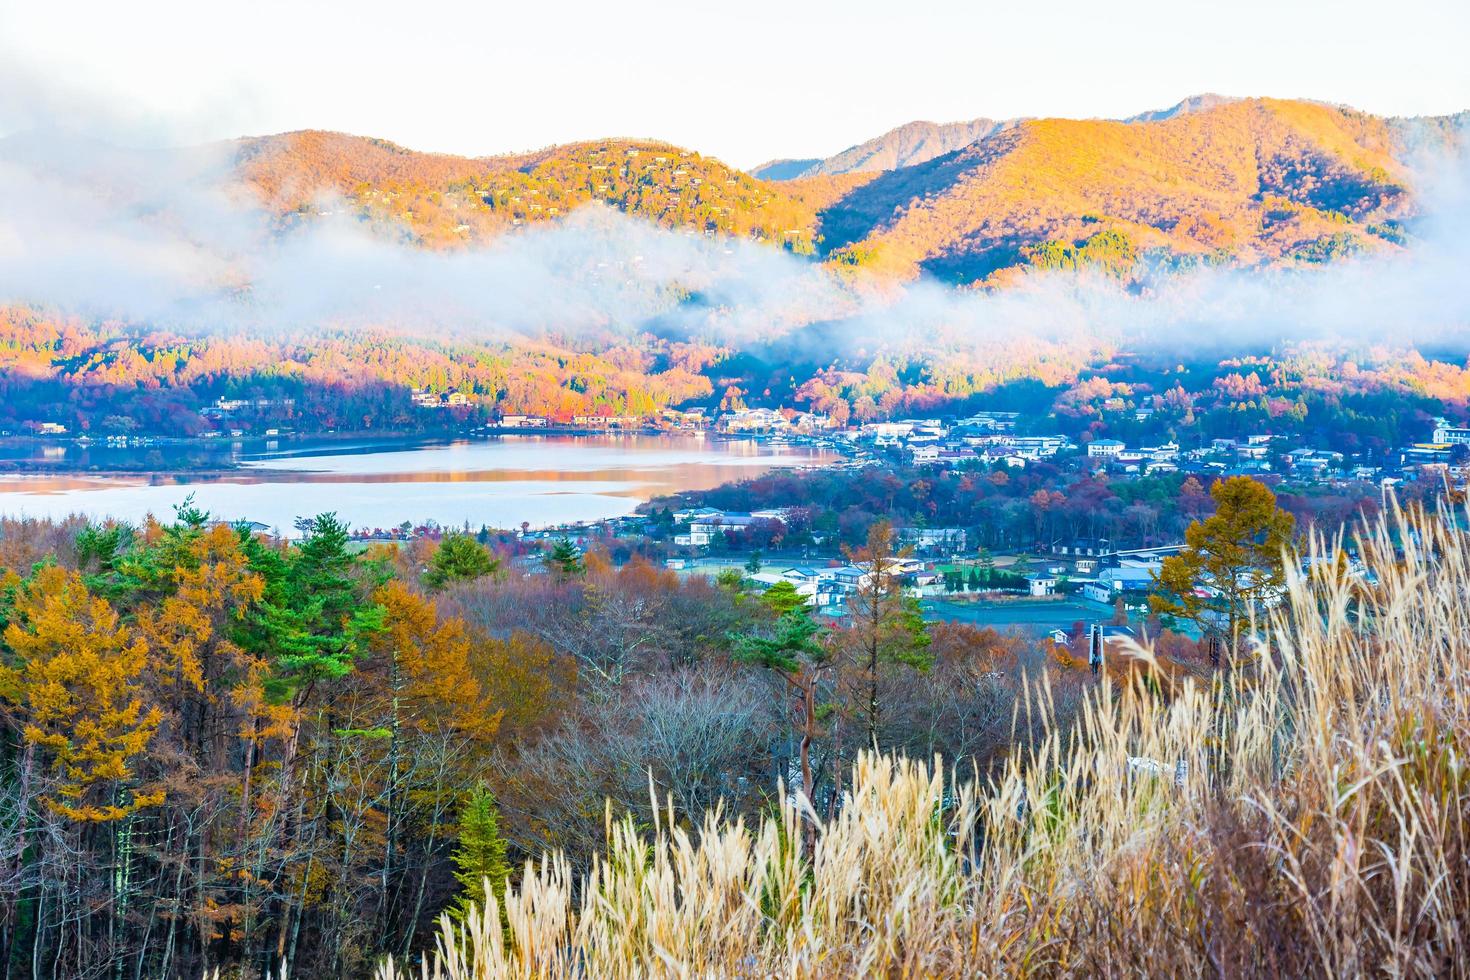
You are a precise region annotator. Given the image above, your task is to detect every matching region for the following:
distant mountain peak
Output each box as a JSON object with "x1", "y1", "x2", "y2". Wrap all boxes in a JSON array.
[
  {"x1": 763, "y1": 118, "x2": 1017, "y2": 180},
  {"x1": 1123, "y1": 93, "x2": 1240, "y2": 123},
  {"x1": 751, "y1": 158, "x2": 822, "y2": 181}
]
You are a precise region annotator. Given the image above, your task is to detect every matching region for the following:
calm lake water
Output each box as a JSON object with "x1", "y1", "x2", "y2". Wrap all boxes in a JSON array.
[{"x1": 0, "y1": 435, "x2": 832, "y2": 535}]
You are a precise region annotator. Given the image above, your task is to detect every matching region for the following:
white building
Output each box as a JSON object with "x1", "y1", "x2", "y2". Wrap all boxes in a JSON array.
[
  {"x1": 1088, "y1": 439, "x2": 1126, "y2": 458},
  {"x1": 863, "y1": 421, "x2": 914, "y2": 440},
  {"x1": 676, "y1": 512, "x2": 761, "y2": 546},
  {"x1": 1095, "y1": 562, "x2": 1161, "y2": 595},
  {"x1": 896, "y1": 527, "x2": 968, "y2": 553},
  {"x1": 1026, "y1": 573, "x2": 1058, "y2": 597},
  {"x1": 1432, "y1": 418, "x2": 1470, "y2": 446},
  {"x1": 1009, "y1": 435, "x2": 1069, "y2": 458},
  {"x1": 911, "y1": 446, "x2": 941, "y2": 464},
  {"x1": 720, "y1": 408, "x2": 789, "y2": 433}
]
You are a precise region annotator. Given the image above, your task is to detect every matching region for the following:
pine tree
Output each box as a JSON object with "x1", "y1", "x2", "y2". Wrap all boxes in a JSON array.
[
  {"x1": 976, "y1": 547, "x2": 995, "y2": 583},
  {"x1": 548, "y1": 539, "x2": 584, "y2": 581},
  {"x1": 451, "y1": 784, "x2": 510, "y2": 923},
  {"x1": 423, "y1": 534, "x2": 499, "y2": 591},
  {"x1": 734, "y1": 590, "x2": 831, "y2": 853},
  {"x1": 253, "y1": 513, "x2": 385, "y2": 703}
]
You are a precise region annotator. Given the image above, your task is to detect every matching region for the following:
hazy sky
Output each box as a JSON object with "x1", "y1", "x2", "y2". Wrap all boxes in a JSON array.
[{"x1": 2, "y1": 0, "x2": 1467, "y2": 167}]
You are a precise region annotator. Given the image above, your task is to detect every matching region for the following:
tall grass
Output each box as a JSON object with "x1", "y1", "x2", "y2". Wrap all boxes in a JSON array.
[{"x1": 382, "y1": 503, "x2": 1470, "y2": 978}]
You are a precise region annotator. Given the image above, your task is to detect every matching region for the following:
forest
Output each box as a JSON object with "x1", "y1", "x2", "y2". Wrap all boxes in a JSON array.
[
  {"x1": 238, "y1": 132, "x2": 831, "y2": 253},
  {"x1": 1, "y1": 500, "x2": 1163, "y2": 978},
  {"x1": 0, "y1": 476, "x2": 1458, "y2": 977},
  {"x1": 2, "y1": 304, "x2": 1467, "y2": 451}
]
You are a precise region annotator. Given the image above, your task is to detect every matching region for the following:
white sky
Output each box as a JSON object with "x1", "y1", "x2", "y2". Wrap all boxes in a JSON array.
[{"x1": 2, "y1": 0, "x2": 1468, "y2": 169}]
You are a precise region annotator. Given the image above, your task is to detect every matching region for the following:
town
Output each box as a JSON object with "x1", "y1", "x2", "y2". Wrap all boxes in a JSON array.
[{"x1": 301, "y1": 402, "x2": 1464, "y2": 644}]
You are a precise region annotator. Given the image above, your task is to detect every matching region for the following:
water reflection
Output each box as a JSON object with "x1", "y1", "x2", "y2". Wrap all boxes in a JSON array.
[{"x1": 0, "y1": 434, "x2": 830, "y2": 533}]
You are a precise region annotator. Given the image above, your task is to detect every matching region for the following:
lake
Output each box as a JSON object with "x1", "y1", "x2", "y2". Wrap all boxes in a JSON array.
[{"x1": 0, "y1": 434, "x2": 832, "y2": 534}]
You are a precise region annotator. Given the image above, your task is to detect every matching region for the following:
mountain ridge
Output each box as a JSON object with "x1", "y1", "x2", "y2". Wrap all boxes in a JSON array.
[
  {"x1": 755, "y1": 93, "x2": 1252, "y2": 181},
  {"x1": 816, "y1": 97, "x2": 1452, "y2": 282},
  {"x1": 6, "y1": 96, "x2": 1465, "y2": 289}
]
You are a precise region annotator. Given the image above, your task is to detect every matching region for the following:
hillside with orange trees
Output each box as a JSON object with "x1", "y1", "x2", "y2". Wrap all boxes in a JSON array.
[
  {"x1": 226, "y1": 98, "x2": 1463, "y2": 285},
  {"x1": 817, "y1": 98, "x2": 1427, "y2": 283},
  {"x1": 236, "y1": 131, "x2": 825, "y2": 252},
  {"x1": 752, "y1": 96, "x2": 1239, "y2": 180}
]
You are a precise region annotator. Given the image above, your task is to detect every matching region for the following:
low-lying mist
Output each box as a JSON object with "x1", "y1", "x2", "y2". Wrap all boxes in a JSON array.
[{"x1": 1, "y1": 105, "x2": 1468, "y2": 363}]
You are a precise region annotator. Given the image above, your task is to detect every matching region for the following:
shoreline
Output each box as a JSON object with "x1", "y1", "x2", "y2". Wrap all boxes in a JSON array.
[
  {"x1": 0, "y1": 427, "x2": 845, "y2": 477},
  {"x1": 0, "y1": 432, "x2": 841, "y2": 533}
]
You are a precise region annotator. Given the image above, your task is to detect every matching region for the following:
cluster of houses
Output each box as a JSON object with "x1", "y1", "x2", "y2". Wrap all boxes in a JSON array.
[
  {"x1": 1011, "y1": 541, "x2": 1185, "y2": 603},
  {"x1": 331, "y1": 396, "x2": 1470, "y2": 498},
  {"x1": 1085, "y1": 439, "x2": 1181, "y2": 475},
  {"x1": 1095, "y1": 421, "x2": 1470, "y2": 489},
  {"x1": 670, "y1": 507, "x2": 793, "y2": 547},
  {"x1": 199, "y1": 396, "x2": 296, "y2": 422},
  {"x1": 716, "y1": 407, "x2": 835, "y2": 435},
  {"x1": 717, "y1": 538, "x2": 1194, "y2": 618},
  {"x1": 411, "y1": 390, "x2": 470, "y2": 409},
  {"x1": 1394, "y1": 418, "x2": 1470, "y2": 483},
  {"x1": 481, "y1": 407, "x2": 711, "y2": 432},
  {"x1": 742, "y1": 557, "x2": 936, "y2": 613},
  {"x1": 835, "y1": 417, "x2": 1073, "y2": 468},
  {"x1": 485, "y1": 407, "x2": 1470, "y2": 494},
  {"x1": 662, "y1": 501, "x2": 1191, "y2": 615}
]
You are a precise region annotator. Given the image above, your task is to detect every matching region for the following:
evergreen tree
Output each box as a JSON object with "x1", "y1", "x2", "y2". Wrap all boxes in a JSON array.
[
  {"x1": 548, "y1": 539, "x2": 584, "y2": 581},
  {"x1": 424, "y1": 534, "x2": 499, "y2": 591},
  {"x1": 250, "y1": 513, "x2": 385, "y2": 704},
  {"x1": 760, "y1": 579, "x2": 806, "y2": 615},
  {"x1": 976, "y1": 548, "x2": 995, "y2": 583},
  {"x1": 734, "y1": 589, "x2": 831, "y2": 853},
  {"x1": 451, "y1": 784, "x2": 510, "y2": 923}
]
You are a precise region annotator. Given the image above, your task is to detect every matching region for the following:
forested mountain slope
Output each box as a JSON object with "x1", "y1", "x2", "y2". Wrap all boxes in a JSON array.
[
  {"x1": 227, "y1": 98, "x2": 1464, "y2": 283},
  {"x1": 815, "y1": 98, "x2": 1426, "y2": 283}
]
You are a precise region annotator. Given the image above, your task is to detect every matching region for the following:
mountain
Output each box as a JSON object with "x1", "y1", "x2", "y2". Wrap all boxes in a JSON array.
[
  {"x1": 10, "y1": 96, "x2": 1460, "y2": 296},
  {"x1": 1123, "y1": 93, "x2": 1240, "y2": 123},
  {"x1": 815, "y1": 98, "x2": 1442, "y2": 283},
  {"x1": 234, "y1": 130, "x2": 826, "y2": 252},
  {"x1": 760, "y1": 96, "x2": 1238, "y2": 181},
  {"x1": 751, "y1": 158, "x2": 821, "y2": 181},
  {"x1": 756, "y1": 118, "x2": 1015, "y2": 180}
]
